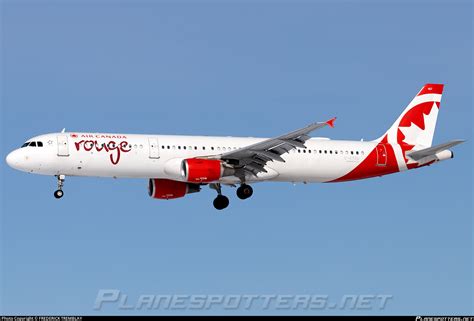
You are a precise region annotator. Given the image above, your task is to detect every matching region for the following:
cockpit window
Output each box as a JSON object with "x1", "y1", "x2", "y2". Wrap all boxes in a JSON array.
[{"x1": 21, "y1": 141, "x2": 44, "y2": 147}]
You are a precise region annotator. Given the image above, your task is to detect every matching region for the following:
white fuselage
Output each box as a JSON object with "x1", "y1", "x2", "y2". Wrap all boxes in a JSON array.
[{"x1": 6, "y1": 132, "x2": 380, "y2": 184}]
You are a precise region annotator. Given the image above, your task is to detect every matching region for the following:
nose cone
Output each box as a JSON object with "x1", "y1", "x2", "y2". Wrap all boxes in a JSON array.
[{"x1": 6, "y1": 149, "x2": 21, "y2": 169}]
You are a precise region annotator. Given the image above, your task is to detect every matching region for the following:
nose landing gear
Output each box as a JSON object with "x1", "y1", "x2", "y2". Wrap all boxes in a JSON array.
[{"x1": 54, "y1": 175, "x2": 65, "y2": 199}]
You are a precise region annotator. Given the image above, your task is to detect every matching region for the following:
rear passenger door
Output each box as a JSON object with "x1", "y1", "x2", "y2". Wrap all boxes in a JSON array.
[{"x1": 376, "y1": 144, "x2": 387, "y2": 166}]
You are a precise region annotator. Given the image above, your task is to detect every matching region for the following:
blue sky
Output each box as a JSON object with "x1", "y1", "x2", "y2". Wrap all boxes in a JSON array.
[{"x1": 1, "y1": 0, "x2": 472, "y2": 315}]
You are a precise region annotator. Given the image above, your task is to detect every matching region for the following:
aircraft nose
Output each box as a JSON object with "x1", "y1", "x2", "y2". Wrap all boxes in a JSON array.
[{"x1": 6, "y1": 150, "x2": 20, "y2": 169}]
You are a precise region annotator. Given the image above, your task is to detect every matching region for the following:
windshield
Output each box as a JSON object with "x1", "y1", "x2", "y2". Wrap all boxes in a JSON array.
[{"x1": 20, "y1": 141, "x2": 44, "y2": 148}]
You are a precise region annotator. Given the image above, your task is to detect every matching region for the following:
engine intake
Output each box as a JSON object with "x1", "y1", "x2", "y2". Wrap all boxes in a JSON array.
[
  {"x1": 181, "y1": 158, "x2": 234, "y2": 183},
  {"x1": 148, "y1": 179, "x2": 200, "y2": 200}
]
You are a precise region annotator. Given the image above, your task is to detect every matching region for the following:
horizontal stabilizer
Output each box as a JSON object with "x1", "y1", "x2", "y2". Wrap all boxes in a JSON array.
[{"x1": 406, "y1": 140, "x2": 465, "y2": 162}]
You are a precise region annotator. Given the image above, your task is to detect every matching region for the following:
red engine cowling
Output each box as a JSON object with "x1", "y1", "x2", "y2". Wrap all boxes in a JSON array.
[
  {"x1": 148, "y1": 179, "x2": 200, "y2": 200},
  {"x1": 181, "y1": 158, "x2": 224, "y2": 183}
]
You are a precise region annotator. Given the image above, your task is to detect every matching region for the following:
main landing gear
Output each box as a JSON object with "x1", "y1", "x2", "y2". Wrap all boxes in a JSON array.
[
  {"x1": 210, "y1": 183, "x2": 229, "y2": 210},
  {"x1": 210, "y1": 183, "x2": 254, "y2": 210},
  {"x1": 236, "y1": 184, "x2": 253, "y2": 200},
  {"x1": 54, "y1": 175, "x2": 65, "y2": 199}
]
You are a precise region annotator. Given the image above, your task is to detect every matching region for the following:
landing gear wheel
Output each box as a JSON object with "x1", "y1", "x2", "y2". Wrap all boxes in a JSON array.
[
  {"x1": 237, "y1": 184, "x2": 253, "y2": 200},
  {"x1": 54, "y1": 189, "x2": 64, "y2": 199},
  {"x1": 54, "y1": 175, "x2": 65, "y2": 199},
  {"x1": 213, "y1": 195, "x2": 230, "y2": 210}
]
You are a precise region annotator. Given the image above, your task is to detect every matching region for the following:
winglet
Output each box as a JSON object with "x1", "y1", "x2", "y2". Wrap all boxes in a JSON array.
[{"x1": 325, "y1": 117, "x2": 337, "y2": 128}]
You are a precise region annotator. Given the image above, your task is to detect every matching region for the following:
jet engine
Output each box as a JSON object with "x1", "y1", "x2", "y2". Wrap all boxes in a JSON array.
[
  {"x1": 181, "y1": 158, "x2": 235, "y2": 183},
  {"x1": 148, "y1": 179, "x2": 200, "y2": 200}
]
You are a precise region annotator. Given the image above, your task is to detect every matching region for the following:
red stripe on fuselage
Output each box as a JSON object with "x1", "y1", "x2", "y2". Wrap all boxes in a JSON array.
[{"x1": 329, "y1": 136, "x2": 400, "y2": 182}]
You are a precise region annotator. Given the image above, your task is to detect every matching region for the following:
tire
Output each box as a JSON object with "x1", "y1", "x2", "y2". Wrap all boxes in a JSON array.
[
  {"x1": 54, "y1": 190, "x2": 64, "y2": 199},
  {"x1": 213, "y1": 195, "x2": 229, "y2": 210},
  {"x1": 236, "y1": 184, "x2": 253, "y2": 200}
]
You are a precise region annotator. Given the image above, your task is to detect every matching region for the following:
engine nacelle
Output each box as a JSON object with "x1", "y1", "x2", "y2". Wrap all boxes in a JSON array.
[
  {"x1": 181, "y1": 158, "x2": 234, "y2": 183},
  {"x1": 148, "y1": 179, "x2": 200, "y2": 200}
]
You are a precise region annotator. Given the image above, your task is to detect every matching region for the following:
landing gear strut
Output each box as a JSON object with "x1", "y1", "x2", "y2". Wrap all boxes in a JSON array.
[
  {"x1": 54, "y1": 175, "x2": 65, "y2": 199},
  {"x1": 210, "y1": 183, "x2": 229, "y2": 210},
  {"x1": 236, "y1": 184, "x2": 253, "y2": 200}
]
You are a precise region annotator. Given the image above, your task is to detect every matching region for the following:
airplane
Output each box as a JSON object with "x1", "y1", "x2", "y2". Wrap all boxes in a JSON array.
[{"x1": 5, "y1": 84, "x2": 465, "y2": 210}]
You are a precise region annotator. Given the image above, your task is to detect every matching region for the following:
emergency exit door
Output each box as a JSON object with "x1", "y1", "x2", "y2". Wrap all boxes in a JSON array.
[{"x1": 148, "y1": 137, "x2": 160, "y2": 159}]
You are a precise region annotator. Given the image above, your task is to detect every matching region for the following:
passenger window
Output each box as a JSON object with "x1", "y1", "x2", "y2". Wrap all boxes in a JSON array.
[
  {"x1": 330, "y1": 150, "x2": 332, "y2": 154},
  {"x1": 351, "y1": 151, "x2": 354, "y2": 155}
]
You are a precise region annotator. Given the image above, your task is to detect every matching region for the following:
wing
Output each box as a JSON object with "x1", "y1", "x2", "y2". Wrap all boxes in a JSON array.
[
  {"x1": 217, "y1": 118, "x2": 336, "y2": 180},
  {"x1": 406, "y1": 139, "x2": 465, "y2": 162}
]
